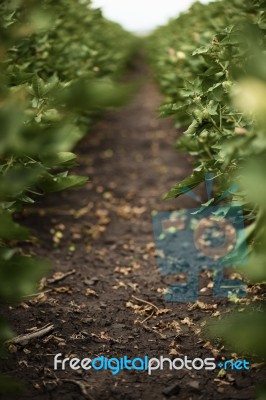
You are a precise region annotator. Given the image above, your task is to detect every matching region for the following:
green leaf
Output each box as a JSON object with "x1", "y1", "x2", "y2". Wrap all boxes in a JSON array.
[
  {"x1": 40, "y1": 152, "x2": 77, "y2": 167},
  {"x1": 163, "y1": 171, "x2": 205, "y2": 200},
  {"x1": 0, "y1": 212, "x2": 30, "y2": 241},
  {"x1": 38, "y1": 174, "x2": 88, "y2": 193},
  {"x1": 0, "y1": 317, "x2": 14, "y2": 357},
  {"x1": 32, "y1": 75, "x2": 45, "y2": 99},
  {"x1": 206, "y1": 308, "x2": 266, "y2": 356},
  {"x1": 0, "y1": 248, "x2": 49, "y2": 301},
  {"x1": 0, "y1": 375, "x2": 24, "y2": 396},
  {"x1": 192, "y1": 46, "x2": 210, "y2": 56}
]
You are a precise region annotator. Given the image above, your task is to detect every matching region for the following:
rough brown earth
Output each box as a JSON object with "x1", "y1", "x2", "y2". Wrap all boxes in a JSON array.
[{"x1": 1, "y1": 64, "x2": 265, "y2": 400}]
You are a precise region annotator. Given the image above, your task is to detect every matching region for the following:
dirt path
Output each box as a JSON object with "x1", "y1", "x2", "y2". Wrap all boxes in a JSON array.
[{"x1": 1, "y1": 65, "x2": 263, "y2": 400}]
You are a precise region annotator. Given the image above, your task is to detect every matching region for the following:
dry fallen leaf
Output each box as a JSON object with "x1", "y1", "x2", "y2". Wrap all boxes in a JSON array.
[
  {"x1": 188, "y1": 301, "x2": 217, "y2": 311},
  {"x1": 217, "y1": 369, "x2": 227, "y2": 378},
  {"x1": 169, "y1": 320, "x2": 182, "y2": 335},
  {"x1": 88, "y1": 225, "x2": 106, "y2": 240},
  {"x1": 203, "y1": 341, "x2": 220, "y2": 357},
  {"x1": 112, "y1": 281, "x2": 127, "y2": 290},
  {"x1": 212, "y1": 311, "x2": 221, "y2": 317},
  {"x1": 20, "y1": 302, "x2": 30, "y2": 310},
  {"x1": 157, "y1": 308, "x2": 170, "y2": 315},
  {"x1": 114, "y1": 266, "x2": 132, "y2": 276},
  {"x1": 85, "y1": 288, "x2": 98, "y2": 297},
  {"x1": 91, "y1": 331, "x2": 119, "y2": 342},
  {"x1": 115, "y1": 204, "x2": 146, "y2": 220},
  {"x1": 169, "y1": 348, "x2": 180, "y2": 356},
  {"x1": 33, "y1": 383, "x2": 41, "y2": 390},
  {"x1": 127, "y1": 282, "x2": 139, "y2": 291},
  {"x1": 53, "y1": 286, "x2": 72, "y2": 293},
  {"x1": 49, "y1": 272, "x2": 65, "y2": 281},
  {"x1": 8, "y1": 344, "x2": 17, "y2": 353},
  {"x1": 126, "y1": 301, "x2": 150, "y2": 316},
  {"x1": 180, "y1": 317, "x2": 194, "y2": 326},
  {"x1": 54, "y1": 286, "x2": 72, "y2": 294},
  {"x1": 157, "y1": 288, "x2": 167, "y2": 294},
  {"x1": 132, "y1": 262, "x2": 141, "y2": 270}
]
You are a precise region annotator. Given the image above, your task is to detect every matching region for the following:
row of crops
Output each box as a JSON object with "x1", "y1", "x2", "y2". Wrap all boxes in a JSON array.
[
  {"x1": 148, "y1": 0, "x2": 265, "y2": 371},
  {"x1": 0, "y1": 0, "x2": 135, "y2": 361}
]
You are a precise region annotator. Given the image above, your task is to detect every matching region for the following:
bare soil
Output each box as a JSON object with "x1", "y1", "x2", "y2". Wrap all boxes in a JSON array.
[{"x1": 1, "y1": 64, "x2": 265, "y2": 400}]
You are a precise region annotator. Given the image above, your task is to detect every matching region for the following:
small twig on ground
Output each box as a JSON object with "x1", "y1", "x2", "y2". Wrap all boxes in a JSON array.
[
  {"x1": 132, "y1": 295, "x2": 160, "y2": 312},
  {"x1": 6, "y1": 324, "x2": 54, "y2": 346},
  {"x1": 140, "y1": 310, "x2": 155, "y2": 324},
  {"x1": 61, "y1": 379, "x2": 95, "y2": 400},
  {"x1": 22, "y1": 289, "x2": 52, "y2": 298},
  {"x1": 47, "y1": 269, "x2": 76, "y2": 284},
  {"x1": 140, "y1": 322, "x2": 166, "y2": 340}
]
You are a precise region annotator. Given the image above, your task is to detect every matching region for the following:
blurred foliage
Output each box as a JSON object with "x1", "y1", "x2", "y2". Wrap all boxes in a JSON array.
[
  {"x1": 0, "y1": 0, "x2": 135, "y2": 387},
  {"x1": 148, "y1": 0, "x2": 265, "y2": 200},
  {"x1": 208, "y1": 306, "x2": 266, "y2": 356},
  {"x1": 148, "y1": 0, "x2": 266, "y2": 372}
]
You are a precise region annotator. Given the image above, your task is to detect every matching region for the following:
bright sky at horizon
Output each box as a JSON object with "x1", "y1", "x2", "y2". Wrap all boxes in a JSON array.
[{"x1": 92, "y1": 0, "x2": 210, "y2": 34}]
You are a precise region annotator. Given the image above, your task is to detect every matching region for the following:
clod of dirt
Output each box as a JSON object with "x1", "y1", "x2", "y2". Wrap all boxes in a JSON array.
[
  {"x1": 84, "y1": 277, "x2": 99, "y2": 286},
  {"x1": 162, "y1": 383, "x2": 181, "y2": 397},
  {"x1": 187, "y1": 380, "x2": 200, "y2": 391}
]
